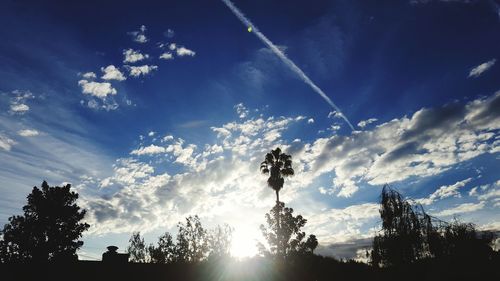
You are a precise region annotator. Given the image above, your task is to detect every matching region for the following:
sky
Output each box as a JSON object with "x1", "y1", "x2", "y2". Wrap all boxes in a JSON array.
[{"x1": 0, "y1": 0, "x2": 499, "y2": 261}]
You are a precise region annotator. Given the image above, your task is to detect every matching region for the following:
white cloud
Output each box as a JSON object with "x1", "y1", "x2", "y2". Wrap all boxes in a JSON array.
[
  {"x1": 162, "y1": 135, "x2": 174, "y2": 142},
  {"x1": 159, "y1": 52, "x2": 173, "y2": 60},
  {"x1": 123, "y1": 48, "x2": 149, "y2": 63},
  {"x1": 292, "y1": 91, "x2": 500, "y2": 197},
  {"x1": 82, "y1": 72, "x2": 97, "y2": 79},
  {"x1": 101, "y1": 65, "x2": 126, "y2": 81},
  {"x1": 8, "y1": 90, "x2": 34, "y2": 115},
  {"x1": 468, "y1": 59, "x2": 496, "y2": 78},
  {"x1": 169, "y1": 43, "x2": 176, "y2": 50},
  {"x1": 235, "y1": 103, "x2": 249, "y2": 119},
  {"x1": 10, "y1": 103, "x2": 29, "y2": 113},
  {"x1": 433, "y1": 201, "x2": 486, "y2": 217},
  {"x1": 148, "y1": 131, "x2": 155, "y2": 137},
  {"x1": 416, "y1": 178, "x2": 472, "y2": 205},
  {"x1": 328, "y1": 125, "x2": 341, "y2": 131},
  {"x1": 18, "y1": 129, "x2": 40, "y2": 137},
  {"x1": 131, "y1": 144, "x2": 166, "y2": 156},
  {"x1": 357, "y1": 118, "x2": 378, "y2": 128},
  {"x1": 327, "y1": 111, "x2": 343, "y2": 119},
  {"x1": 0, "y1": 134, "x2": 16, "y2": 151},
  {"x1": 473, "y1": 180, "x2": 500, "y2": 201},
  {"x1": 128, "y1": 25, "x2": 148, "y2": 43},
  {"x1": 77, "y1": 93, "x2": 500, "y2": 240},
  {"x1": 176, "y1": 46, "x2": 196, "y2": 57},
  {"x1": 307, "y1": 118, "x2": 315, "y2": 124},
  {"x1": 127, "y1": 65, "x2": 158, "y2": 77},
  {"x1": 78, "y1": 80, "x2": 117, "y2": 98}
]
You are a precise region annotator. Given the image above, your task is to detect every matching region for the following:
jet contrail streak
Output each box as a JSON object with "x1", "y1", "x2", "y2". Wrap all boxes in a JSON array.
[{"x1": 221, "y1": 0, "x2": 355, "y2": 130}]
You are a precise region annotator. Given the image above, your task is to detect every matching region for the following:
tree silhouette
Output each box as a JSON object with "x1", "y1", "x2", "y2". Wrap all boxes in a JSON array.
[
  {"x1": 371, "y1": 185, "x2": 426, "y2": 267},
  {"x1": 175, "y1": 215, "x2": 209, "y2": 262},
  {"x1": 260, "y1": 147, "x2": 294, "y2": 203},
  {"x1": 428, "y1": 219, "x2": 495, "y2": 261},
  {"x1": 127, "y1": 232, "x2": 147, "y2": 263},
  {"x1": 260, "y1": 147, "x2": 294, "y2": 259},
  {"x1": 147, "y1": 232, "x2": 175, "y2": 264},
  {"x1": 258, "y1": 202, "x2": 317, "y2": 261},
  {"x1": 0, "y1": 181, "x2": 89, "y2": 263},
  {"x1": 371, "y1": 185, "x2": 496, "y2": 267},
  {"x1": 136, "y1": 217, "x2": 233, "y2": 264},
  {"x1": 207, "y1": 224, "x2": 233, "y2": 259}
]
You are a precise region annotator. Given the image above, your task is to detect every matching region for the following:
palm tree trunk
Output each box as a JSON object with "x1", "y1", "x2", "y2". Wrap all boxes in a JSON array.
[{"x1": 275, "y1": 190, "x2": 282, "y2": 260}]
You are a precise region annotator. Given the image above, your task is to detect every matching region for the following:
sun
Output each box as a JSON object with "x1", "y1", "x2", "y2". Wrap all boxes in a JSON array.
[{"x1": 230, "y1": 228, "x2": 259, "y2": 258}]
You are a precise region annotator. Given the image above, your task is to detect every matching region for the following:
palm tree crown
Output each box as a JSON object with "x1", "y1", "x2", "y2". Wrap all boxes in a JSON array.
[{"x1": 260, "y1": 147, "x2": 294, "y2": 203}]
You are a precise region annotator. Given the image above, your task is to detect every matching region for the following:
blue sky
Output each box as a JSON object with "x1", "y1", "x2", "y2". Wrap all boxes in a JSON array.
[{"x1": 0, "y1": 0, "x2": 499, "y2": 260}]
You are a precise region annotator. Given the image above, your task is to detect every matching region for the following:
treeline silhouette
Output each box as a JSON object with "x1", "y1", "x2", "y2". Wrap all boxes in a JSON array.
[
  {"x1": 0, "y1": 148, "x2": 498, "y2": 280},
  {"x1": 126, "y1": 215, "x2": 233, "y2": 263}
]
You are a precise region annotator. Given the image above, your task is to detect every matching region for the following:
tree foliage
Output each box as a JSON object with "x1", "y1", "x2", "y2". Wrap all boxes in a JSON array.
[
  {"x1": 258, "y1": 202, "x2": 318, "y2": 260},
  {"x1": 207, "y1": 224, "x2": 233, "y2": 259},
  {"x1": 371, "y1": 185, "x2": 496, "y2": 267},
  {"x1": 148, "y1": 232, "x2": 175, "y2": 264},
  {"x1": 0, "y1": 181, "x2": 89, "y2": 263},
  {"x1": 175, "y1": 215, "x2": 209, "y2": 262},
  {"x1": 131, "y1": 216, "x2": 233, "y2": 264},
  {"x1": 260, "y1": 147, "x2": 294, "y2": 203},
  {"x1": 127, "y1": 231, "x2": 147, "y2": 263}
]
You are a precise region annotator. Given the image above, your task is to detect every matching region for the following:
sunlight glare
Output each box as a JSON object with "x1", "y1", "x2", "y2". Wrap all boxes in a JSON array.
[{"x1": 230, "y1": 227, "x2": 259, "y2": 258}]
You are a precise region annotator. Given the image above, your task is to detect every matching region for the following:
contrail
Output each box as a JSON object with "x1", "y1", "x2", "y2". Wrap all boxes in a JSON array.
[{"x1": 221, "y1": 0, "x2": 355, "y2": 130}]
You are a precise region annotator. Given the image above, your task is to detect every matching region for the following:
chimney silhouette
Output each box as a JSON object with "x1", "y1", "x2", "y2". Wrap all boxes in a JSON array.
[{"x1": 102, "y1": 246, "x2": 129, "y2": 263}]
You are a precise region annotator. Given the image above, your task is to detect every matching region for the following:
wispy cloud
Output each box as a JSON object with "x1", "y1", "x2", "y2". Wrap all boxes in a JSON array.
[
  {"x1": 416, "y1": 178, "x2": 472, "y2": 205},
  {"x1": 357, "y1": 118, "x2": 378, "y2": 128},
  {"x1": 128, "y1": 25, "x2": 148, "y2": 43},
  {"x1": 8, "y1": 90, "x2": 34, "y2": 115},
  {"x1": 433, "y1": 201, "x2": 486, "y2": 217},
  {"x1": 18, "y1": 129, "x2": 40, "y2": 137},
  {"x1": 0, "y1": 134, "x2": 15, "y2": 151},
  {"x1": 468, "y1": 59, "x2": 496, "y2": 78},
  {"x1": 221, "y1": 0, "x2": 354, "y2": 130}
]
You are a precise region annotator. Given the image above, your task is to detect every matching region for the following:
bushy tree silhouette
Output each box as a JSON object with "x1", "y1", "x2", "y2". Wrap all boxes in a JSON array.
[
  {"x1": 148, "y1": 232, "x2": 175, "y2": 264},
  {"x1": 258, "y1": 202, "x2": 317, "y2": 261},
  {"x1": 127, "y1": 232, "x2": 147, "y2": 263},
  {"x1": 0, "y1": 181, "x2": 89, "y2": 263},
  {"x1": 175, "y1": 215, "x2": 209, "y2": 262}
]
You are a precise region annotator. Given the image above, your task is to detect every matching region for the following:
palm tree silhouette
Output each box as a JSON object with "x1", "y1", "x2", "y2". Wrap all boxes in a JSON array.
[{"x1": 260, "y1": 147, "x2": 294, "y2": 203}]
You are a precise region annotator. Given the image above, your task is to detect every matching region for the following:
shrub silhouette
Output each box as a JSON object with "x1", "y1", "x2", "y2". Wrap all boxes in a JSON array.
[{"x1": 0, "y1": 181, "x2": 89, "y2": 263}]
